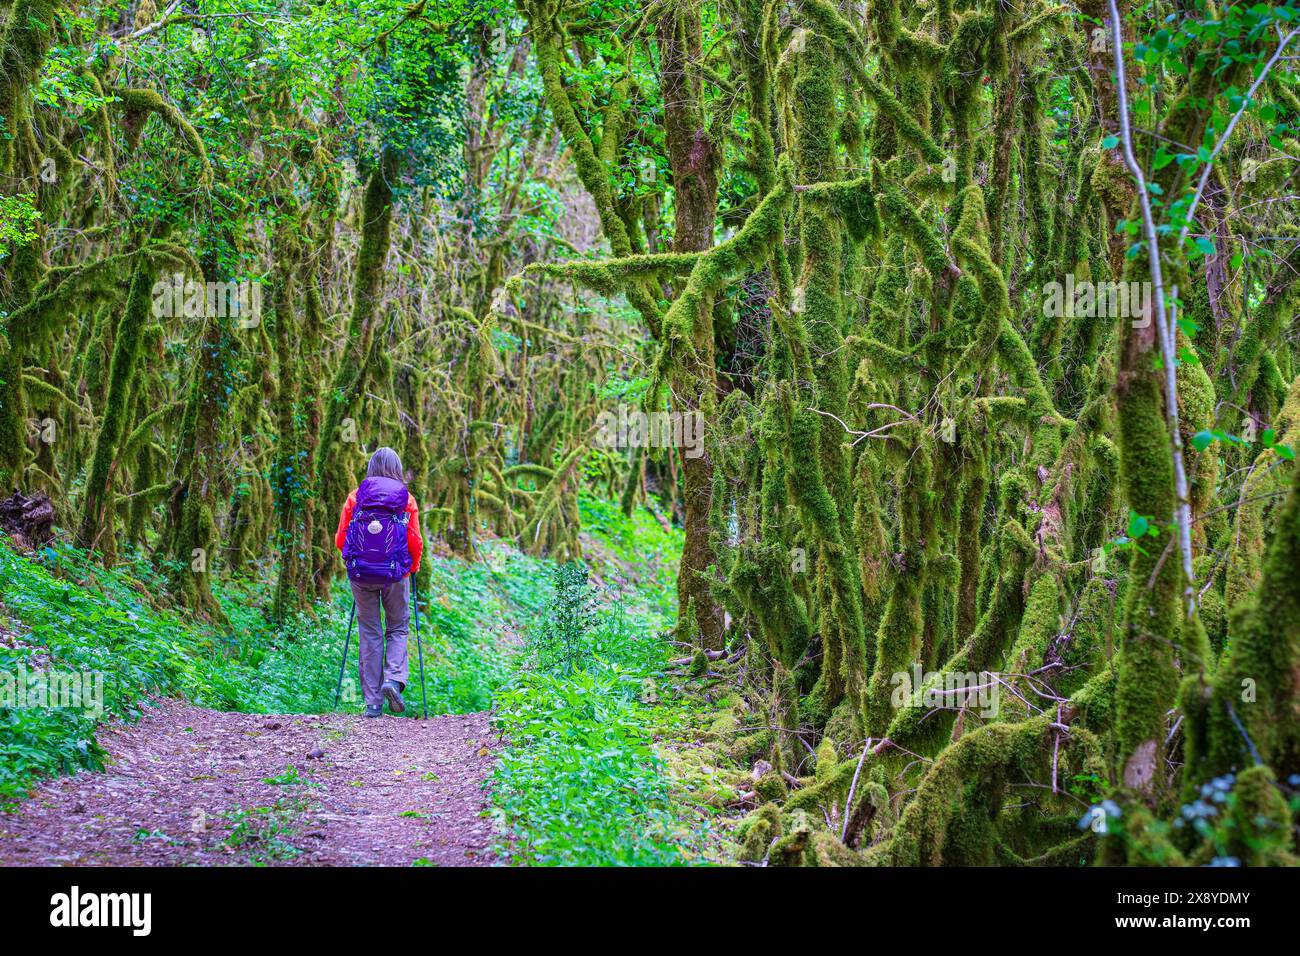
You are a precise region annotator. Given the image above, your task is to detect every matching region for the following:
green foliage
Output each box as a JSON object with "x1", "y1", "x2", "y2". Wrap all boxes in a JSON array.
[
  {"x1": 492, "y1": 663, "x2": 686, "y2": 865},
  {"x1": 0, "y1": 539, "x2": 200, "y2": 806},
  {"x1": 222, "y1": 798, "x2": 307, "y2": 864},
  {"x1": 0, "y1": 497, "x2": 695, "y2": 871},
  {"x1": 0, "y1": 193, "x2": 40, "y2": 259},
  {"x1": 0, "y1": 533, "x2": 536, "y2": 803},
  {"x1": 530, "y1": 563, "x2": 599, "y2": 675},
  {"x1": 489, "y1": 502, "x2": 705, "y2": 865}
]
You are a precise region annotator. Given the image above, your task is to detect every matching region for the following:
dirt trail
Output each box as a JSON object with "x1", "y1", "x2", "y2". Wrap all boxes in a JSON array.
[{"x1": 0, "y1": 700, "x2": 498, "y2": 866}]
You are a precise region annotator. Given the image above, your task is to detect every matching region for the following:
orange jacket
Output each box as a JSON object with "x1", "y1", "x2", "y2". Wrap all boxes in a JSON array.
[{"x1": 335, "y1": 488, "x2": 424, "y2": 575}]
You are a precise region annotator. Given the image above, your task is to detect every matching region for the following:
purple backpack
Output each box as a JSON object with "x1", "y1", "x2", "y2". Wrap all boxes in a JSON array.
[{"x1": 342, "y1": 476, "x2": 412, "y2": 586}]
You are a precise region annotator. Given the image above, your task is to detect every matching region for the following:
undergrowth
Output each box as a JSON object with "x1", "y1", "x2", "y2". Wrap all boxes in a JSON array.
[
  {"x1": 0, "y1": 534, "x2": 546, "y2": 807},
  {"x1": 1, "y1": 492, "x2": 728, "y2": 867},
  {"x1": 488, "y1": 498, "x2": 727, "y2": 865}
]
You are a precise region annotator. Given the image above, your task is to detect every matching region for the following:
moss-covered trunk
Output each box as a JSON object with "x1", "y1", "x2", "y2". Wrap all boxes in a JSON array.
[
  {"x1": 77, "y1": 238, "x2": 158, "y2": 556},
  {"x1": 658, "y1": 4, "x2": 724, "y2": 651},
  {"x1": 312, "y1": 148, "x2": 400, "y2": 596}
]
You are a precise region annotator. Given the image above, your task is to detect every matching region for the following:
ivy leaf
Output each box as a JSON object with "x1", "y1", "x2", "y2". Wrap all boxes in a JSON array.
[
  {"x1": 1127, "y1": 511, "x2": 1150, "y2": 538},
  {"x1": 1194, "y1": 236, "x2": 1216, "y2": 256},
  {"x1": 1192, "y1": 429, "x2": 1214, "y2": 452},
  {"x1": 1102, "y1": 135, "x2": 1119, "y2": 149},
  {"x1": 1276, "y1": 444, "x2": 1296, "y2": 461},
  {"x1": 1262, "y1": 428, "x2": 1276, "y2": 448}
]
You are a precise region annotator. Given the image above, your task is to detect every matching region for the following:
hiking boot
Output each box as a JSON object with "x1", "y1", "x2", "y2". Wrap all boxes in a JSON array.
[
  {"x1": 365, "y1": 704, "x2": 382, "y2": 718},
  {"x1": 382, "y1": 680, "x2": 405, "y2": 714}
]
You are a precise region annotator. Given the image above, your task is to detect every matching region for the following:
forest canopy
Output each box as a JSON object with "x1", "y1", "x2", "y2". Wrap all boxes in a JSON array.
[{"x1": 2, "y1": 0, "x2": 1300, "y2": 867}]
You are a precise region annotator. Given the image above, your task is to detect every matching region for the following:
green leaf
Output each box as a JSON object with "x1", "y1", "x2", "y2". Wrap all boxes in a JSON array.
[
  {"x1": 1194, "y1": 236, "x2": 1216, "y2": 256},
  {"x1": 1192, "y1": 430, "x2": 1214, "y2": 452},
  {"x1": 1127, "y1": 511, "x2": 1150, "y2": 538},
  {"x1": 1102, "y1": 135, "x2": 1119, "y2": 149}
]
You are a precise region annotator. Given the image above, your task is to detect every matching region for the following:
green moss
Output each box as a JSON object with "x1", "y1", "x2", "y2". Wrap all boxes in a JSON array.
[
  {"x1": 312, "y1": 150, "x2": 399, "y2": 585},
  {"x1": 755, "y1": 766, "x2": 789, "y2": 804},
  {"x1": 113, "y1": 89, "x2": 213, "y2": 188},
  {"x1": 1200, "y1": 459, "x2": 1300, "y2": 780},
  {"x1": 1113, "y1": 322, "x2": 1180, "y2": 801},
  {"x1": 885, "y1": 716, "x2": 1100, "y2": 866},
  {"x1": 1225, "y1": 766, "x2": 1296, "y2": 865},
  {"x1": 814, "y1": 735, "x2": 839, "y2": 781},
  {"x1": 997, "y1": 575, "x2": 1061, "y2": 723},
  {"x1": 76, "y1": 242, "x2": 160, "y2": 554},
  {"x1": 736, "y1": 803, "x2": 782, "y2": 862}
]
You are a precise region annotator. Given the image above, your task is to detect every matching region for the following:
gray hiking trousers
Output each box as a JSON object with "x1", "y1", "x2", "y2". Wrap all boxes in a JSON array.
[{"x1": 350, "y1": 576, "x2": 410, "y2": 708}]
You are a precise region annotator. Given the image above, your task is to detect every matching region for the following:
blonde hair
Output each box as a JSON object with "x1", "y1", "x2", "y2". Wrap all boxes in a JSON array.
[{"x1": 366, "y1": 446, "x2": 406, "y2": 481}]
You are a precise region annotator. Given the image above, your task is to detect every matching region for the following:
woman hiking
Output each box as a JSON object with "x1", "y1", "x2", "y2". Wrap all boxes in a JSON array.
[{"x1": 335, "y1": 447, "x2": 424, "y2": 717}]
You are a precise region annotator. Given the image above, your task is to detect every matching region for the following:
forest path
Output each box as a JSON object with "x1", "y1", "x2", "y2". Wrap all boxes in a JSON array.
[{"x1": 0, "y1": 700, "x2": 497, "y2": 866}]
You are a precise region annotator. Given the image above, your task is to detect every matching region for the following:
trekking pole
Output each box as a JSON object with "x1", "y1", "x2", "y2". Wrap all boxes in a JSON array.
[
  {"x1": 413, "y1": 576, "x2": 427, "y2": 719},
  {"x1": 333, "y1": 599, "x2": 357, "y2": 709}
]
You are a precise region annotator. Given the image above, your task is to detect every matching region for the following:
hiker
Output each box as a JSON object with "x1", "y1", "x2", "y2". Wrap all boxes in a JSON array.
[{"x1": 335, "y1": 447, "x2": 424, "y2": 718}]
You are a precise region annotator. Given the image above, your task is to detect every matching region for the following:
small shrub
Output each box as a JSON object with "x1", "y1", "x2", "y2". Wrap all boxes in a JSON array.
[{"x1": 531, "y1": 562, "x2": 599, "y2": 675}]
